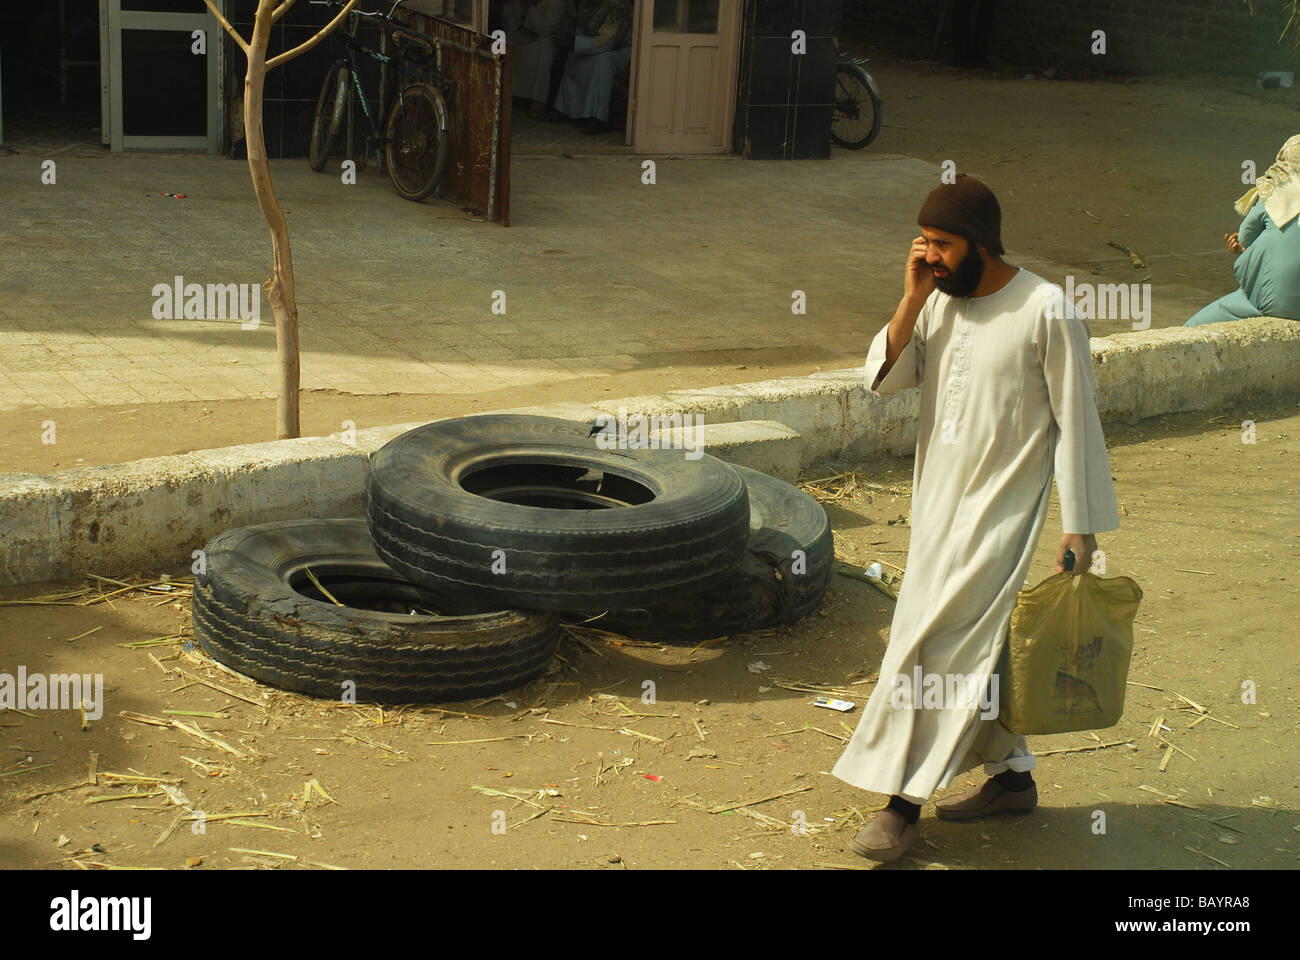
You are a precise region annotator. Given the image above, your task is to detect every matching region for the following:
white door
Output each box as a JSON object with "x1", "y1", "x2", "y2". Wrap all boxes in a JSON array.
[
  {"x1": 628, "y1": 0, "x2": 740, "y2": 153},
  {"x1": 103, "y1": 0, "x2": 222, "y2": 152}
]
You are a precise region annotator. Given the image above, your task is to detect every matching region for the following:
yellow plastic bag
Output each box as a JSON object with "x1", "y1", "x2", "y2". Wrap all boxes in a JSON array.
[{"x1": 998, "y1": 571, "x2": 1143, "y2": 735}]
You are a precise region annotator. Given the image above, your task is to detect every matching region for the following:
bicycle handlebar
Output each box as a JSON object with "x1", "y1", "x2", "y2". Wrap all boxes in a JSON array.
[{"x1": 308, "y1": 0, "x2": 408, "y2": 22}]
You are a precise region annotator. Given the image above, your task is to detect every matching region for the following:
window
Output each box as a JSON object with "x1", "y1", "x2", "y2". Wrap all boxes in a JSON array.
[
  {"x1": 653, "y1": 0, "x2": 719, "y2": 34},
  {"x1": 404, "y1": 0, "x2": 476, "y2": 27}
]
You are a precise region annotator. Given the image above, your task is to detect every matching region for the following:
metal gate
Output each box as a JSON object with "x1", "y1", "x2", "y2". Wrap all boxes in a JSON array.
[{"x1": 398, "y1": 3, "x2": 510, "y2": 223}]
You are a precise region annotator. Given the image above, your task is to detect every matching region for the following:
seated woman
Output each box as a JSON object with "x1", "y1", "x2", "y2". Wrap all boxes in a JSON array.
[
  {"x1": 505, "y1": 0, "x2": 573, "y2": 119},
  {"x1": 551, "y1": 0, "x2": 633, "y2": 133},
  {"x1": 1187, "y1": 134, "x2": 1300, "y2": 327}
]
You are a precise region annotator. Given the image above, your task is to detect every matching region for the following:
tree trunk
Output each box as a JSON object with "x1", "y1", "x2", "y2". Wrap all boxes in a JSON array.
[{"x1": 245, "y1": 2, "x2": 301, "y2": 439}]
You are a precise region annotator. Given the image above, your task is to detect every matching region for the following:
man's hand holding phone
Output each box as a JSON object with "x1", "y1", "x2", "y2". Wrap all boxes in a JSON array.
[
  {"x1": 875, "y1": 238, "x2": 934, "y2": 383},
  {"x1": 905, "y1": 235, "x2": 936, "y2": 304}
]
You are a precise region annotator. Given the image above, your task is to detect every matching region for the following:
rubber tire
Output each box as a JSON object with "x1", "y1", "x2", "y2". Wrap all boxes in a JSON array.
[
  {"x1": 589, "y1": 465, "x2": 834, "y2": 641},
  {"x1": 191, "y1": 519, "x2": 560, "y2": 703},
  {"x1": 831, "y1": 62, "x2": 882, "y2": 150},
  {"x1": 309, "y1": 62, "x2": 348, "y2": 172},
  {"x1": 384, "y1": 81, "x2": 449, "y2": 202},
  {"x1": 366, "y1": 415, "x2": 751, "y2": 611}
]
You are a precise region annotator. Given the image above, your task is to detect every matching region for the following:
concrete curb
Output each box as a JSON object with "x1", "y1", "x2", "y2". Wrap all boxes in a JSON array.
[
  {"x1": 584, "y1": 317, "x2": 1300, "y2": 461},
  {"x1": 3, "y1": 318, "x2": 1297, "y2": 587},
  {"x1": 0, "y1": 438, "x2": 370, "y2": 589},
  {"x1": 660, "y1": 420, "x2": 803, "y2": 483}
]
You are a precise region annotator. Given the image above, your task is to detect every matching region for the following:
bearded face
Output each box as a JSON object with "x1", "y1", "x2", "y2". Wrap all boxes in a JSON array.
[{"x1": 931, "y1": 238, "x2": 987, "y2": 298}]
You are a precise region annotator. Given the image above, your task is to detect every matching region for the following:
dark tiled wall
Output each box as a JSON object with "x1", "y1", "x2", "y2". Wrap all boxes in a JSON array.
[
  {"x1": 841, "y1": 0, "x2": 1289, "y2": 76},
  {"x1": 733, "y1": 0, "x2": 841, "y2": 159},
  {"x1": 223, "y1": 0, "x2": 385, "y2": 158}
]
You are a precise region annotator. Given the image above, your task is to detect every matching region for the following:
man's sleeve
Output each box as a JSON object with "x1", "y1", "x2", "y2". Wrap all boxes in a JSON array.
[
  {"x1": 1036, "y1": 294, "x2": 1120, "y2": 534},
  {"x1": 864, "y1": 300, "x2": 927, "y2": 395}
]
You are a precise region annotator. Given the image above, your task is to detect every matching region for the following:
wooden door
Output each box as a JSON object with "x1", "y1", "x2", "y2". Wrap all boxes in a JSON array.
[{"x1": 628, "y1": 0, "x2": 740, "y2": 153}]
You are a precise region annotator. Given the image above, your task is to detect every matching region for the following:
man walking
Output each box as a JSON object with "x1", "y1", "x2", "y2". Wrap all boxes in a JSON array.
[{"x1": 832, "y1": 175, "x2": 1119, "y2": 862}]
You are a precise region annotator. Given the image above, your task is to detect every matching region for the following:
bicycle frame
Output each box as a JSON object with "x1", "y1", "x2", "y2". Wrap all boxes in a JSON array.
[
  {"x1": 334, "y1": 33, "x2": 392, "y2": 151},
  {"x1": 329, "y1": 14, "x2": 444, "y2": 161}
]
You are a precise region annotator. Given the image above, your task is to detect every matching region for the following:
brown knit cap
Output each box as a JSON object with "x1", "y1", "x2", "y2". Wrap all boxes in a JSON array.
[{"x1": 916, "y1": 174, "x2": 1004, "y2": 255}]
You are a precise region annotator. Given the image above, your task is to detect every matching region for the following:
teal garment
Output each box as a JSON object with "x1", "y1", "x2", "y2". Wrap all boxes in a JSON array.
[
  {"x1": 1189, "y1": 200, "x2": 1300, "y2": 326},
  {"x1": 1185, "y1": 289, "x2": 1266, "y2": 327},
  {"x1": 1186, "y1": 199, "x2": 1300, "y2": 325}
]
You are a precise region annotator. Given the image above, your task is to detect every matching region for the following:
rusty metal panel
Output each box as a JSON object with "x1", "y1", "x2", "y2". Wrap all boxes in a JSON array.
[{"x1": 395, "y1": 10, "x2": 510, "y2": 223}]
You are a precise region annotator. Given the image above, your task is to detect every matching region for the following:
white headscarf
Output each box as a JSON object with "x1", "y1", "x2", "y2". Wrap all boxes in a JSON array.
[{"x1": 1235, "y1": 133, "x2": 1300, "y2": 229}]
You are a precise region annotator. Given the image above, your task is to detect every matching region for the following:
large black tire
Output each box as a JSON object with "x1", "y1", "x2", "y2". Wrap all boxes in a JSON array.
[
  {"x1": 366, "y1": 415, "x2": 751, "y2": 611},
  {"x1": 384, "y1": 81, "x2": 449, "y2": 202},
  {"x1": 589, "y1": 465, "x2": 834, "y2": 641},
  {"x1": 308, "y1": 62, "x2": 348, "y2": 172},
  {"x1": 191, "y1": 519, "x2": 560, "y2": 703}
]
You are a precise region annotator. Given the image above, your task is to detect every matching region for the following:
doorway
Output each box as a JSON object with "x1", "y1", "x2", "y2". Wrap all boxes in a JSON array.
[
  {"x1": 0, "y1": 0, "x2": 102, "y2": 150},
  {"x1": 627, "y1": 0, "x2": 739, "y2": 153},
  {"x1": 501, "y1": 0, "x2": 739, "y2": 155},
  {"x1": 496, "y1": 0, "x2": 633, "y2": 155},
  {"x1": 102, "y1": 0, "x2": 222, "y2": 152}
]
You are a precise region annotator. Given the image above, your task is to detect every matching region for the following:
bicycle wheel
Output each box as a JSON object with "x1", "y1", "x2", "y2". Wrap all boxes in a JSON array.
[
  {"x1": 831, "y1": 62, "x2": 882, "y2": 150},
  {"x1": 384, "y1": 82, "x2": 449, "y2": 202},
  {"x1": 309, "y1": 62, "x2": 349, "y2": 172}
]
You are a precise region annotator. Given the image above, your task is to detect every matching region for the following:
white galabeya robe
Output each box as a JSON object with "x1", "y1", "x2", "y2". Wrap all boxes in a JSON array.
[
  {"x1": 832, "y1": 267, "x2": 1120, "y2": 802},
  {"x1": 505, "y1": 0, "x2": 571, "y2": 103}
]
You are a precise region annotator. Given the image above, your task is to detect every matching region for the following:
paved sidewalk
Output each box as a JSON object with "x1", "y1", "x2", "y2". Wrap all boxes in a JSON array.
[{"x1": 0, "y1": 142, "x2": 1212, "y2": 414}]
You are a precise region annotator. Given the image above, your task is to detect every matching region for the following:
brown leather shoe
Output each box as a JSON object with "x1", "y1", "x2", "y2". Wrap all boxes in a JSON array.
[
  {"x1": 850, "y1": 808, "x2": 920, "y2": 862},
  {"x1": 934, "y1": 778, "x2": 1037, "y2": 821}
]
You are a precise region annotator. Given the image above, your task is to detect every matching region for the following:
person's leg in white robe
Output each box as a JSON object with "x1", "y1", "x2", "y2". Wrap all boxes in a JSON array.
[
  {"x1": 511, "y1": 38, "x2": 556, "y2": 104},
  {"x1": 553, "y1": 43, "x2": 631, "y2": 122}
]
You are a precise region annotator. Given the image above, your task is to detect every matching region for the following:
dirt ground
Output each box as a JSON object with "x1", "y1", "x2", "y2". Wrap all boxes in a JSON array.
[
  {"x1": 5, "y1": 60, "x2": 1300, "y2": 473},
  {"x1": 2, "y1": 399, "x2": 1296, "y2": 870}
]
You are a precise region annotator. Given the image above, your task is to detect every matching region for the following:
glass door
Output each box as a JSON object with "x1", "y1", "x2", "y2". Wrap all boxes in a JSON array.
[{"x1": 103, "y1": 0, "x2": 222, "y2": 151}]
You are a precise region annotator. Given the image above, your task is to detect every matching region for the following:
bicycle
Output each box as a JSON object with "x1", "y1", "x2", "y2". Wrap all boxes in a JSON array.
[
  {"x1": 307, "y1": 0, "x2": 449, "y2": 201},
  {"x1": 832, "y1": 51, "x2": 882, "y2": 150}
]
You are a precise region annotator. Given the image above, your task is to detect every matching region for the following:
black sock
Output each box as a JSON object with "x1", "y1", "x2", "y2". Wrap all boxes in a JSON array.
[
  {"x1": 993, "y1": 769, "x2": 1034, "y2": 792},
  {"x1": 886, "y1": 795, "x2": 921, "y2": 824}
]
